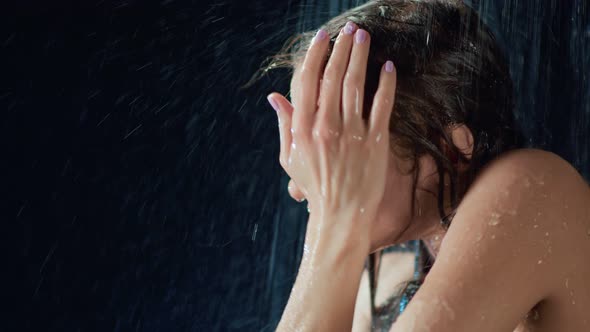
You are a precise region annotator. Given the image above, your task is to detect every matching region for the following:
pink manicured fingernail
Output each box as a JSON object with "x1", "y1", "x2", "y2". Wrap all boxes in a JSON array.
[
  {"x1": 343, "y1": 21, "x2": 356, "y2": 35},
  {"x1": 385, "y1": 60, "x2": 394, "y2": 73},
  {"x1": 267, "y1": 95, "x2": 280, "y2": 113},
  {"x1": 355, "y1": 29, "x2": 367, "y2": 43},
  {"x1": 313, "y1": 29, "x2": 328, "y2": 43}
]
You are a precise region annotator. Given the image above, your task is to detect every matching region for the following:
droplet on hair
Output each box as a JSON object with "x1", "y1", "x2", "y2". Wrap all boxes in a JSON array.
[{"x1": 379, "y1": 5, "x2": 387, "y2": 17}]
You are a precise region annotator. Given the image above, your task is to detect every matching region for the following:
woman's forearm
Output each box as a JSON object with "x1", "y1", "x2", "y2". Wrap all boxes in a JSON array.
[{"x1": 276, "y1": 212, "x2": 369, "y2": 332}]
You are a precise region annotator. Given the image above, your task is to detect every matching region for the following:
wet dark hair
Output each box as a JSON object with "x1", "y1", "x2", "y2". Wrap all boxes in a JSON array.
[
  {"x1": 246, "y1": 0, "x2": 525, "y2": 324},
  {"x1": 248, "y1": 0, "x2": 524, "y2": 229}
]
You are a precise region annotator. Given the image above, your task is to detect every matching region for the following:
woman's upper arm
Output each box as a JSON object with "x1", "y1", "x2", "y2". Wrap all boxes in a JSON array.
[{"x1": 391, "y1": 149, "x2": 585, "y2": 332}]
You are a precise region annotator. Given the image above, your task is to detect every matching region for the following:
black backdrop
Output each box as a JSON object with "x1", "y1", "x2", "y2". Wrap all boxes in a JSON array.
[{"x1": 3, "y1": 0, "x2": 588, "y2": 331}]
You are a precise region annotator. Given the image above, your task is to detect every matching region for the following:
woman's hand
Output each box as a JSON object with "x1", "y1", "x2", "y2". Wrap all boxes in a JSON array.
[{"x1": 267, "y1": 23, "x2": 397, "y2": 254}]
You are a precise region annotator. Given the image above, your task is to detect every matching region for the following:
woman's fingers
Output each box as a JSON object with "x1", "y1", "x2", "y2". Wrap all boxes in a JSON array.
[
  {"x1": 267, "y1": 92, "x2": 294, "y2": 168},
  {"x1": 343, "y1": 29, "x2": 371, "y2": 138},
  {"x1": 369, "y1": 60, "x2": 397, "y2": 144},
  {"x1": 294, "y1": 29, "x2": 330, "y2": 136},
  {"x1": 315, "y1": 22, "x2": 357, "y2": 137}
]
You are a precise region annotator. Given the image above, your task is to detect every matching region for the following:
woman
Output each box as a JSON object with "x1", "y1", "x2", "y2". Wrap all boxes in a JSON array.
[{"x1": 259, "y1": 0, "x2": 590, "y2": 330}]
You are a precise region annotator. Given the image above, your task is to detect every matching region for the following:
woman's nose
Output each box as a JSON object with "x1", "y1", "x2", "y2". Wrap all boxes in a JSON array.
[{"x1": 287, "y1": 178, "x2": 306, "y2": 203}]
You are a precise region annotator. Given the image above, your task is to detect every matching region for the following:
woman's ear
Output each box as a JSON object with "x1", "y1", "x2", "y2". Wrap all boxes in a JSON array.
[
  {"x1": 450, "y1": 124, "x2": 474, "y2": 161},
  {"x1": 441, "y1": 124, "x2": 474, "y2": 171}
]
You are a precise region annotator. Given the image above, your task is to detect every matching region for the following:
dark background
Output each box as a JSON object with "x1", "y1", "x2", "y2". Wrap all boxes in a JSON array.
[{"x1": 2, "y1": 0, "x2": 588, "y2": 331}]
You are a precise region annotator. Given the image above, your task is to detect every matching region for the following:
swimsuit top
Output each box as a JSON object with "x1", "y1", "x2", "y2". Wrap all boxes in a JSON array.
[{"x1": 367, "y1": 240, "x2": 432, "y2": 331}]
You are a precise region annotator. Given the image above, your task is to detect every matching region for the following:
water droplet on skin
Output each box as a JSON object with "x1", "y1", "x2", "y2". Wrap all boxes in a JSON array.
[
  {"x1": 328, "y1": 129, "x2": 340, "y2": 137},
  {"x1": 533, "y1": 224, "x2": 539, "y2": 229},
  {"x1": 320, "y1": 184, "x2": 326, "y2": 197},
  {"x1": 562, "y1": 222, "x2": 569, "y2": 231},
  {"x1": 488, "y1": 212, "x2": 501, "y2": 226},
  {"x1": 538, "y1": 259, "x2": 543, "y2": 264},
  {"x1": 291, "y1": 142, "x2": 297, "y2": 150},
  {"x1": 313, "y1": 129, "x2": 320, "y2": 138},
  {"x1": 352, "y1": 135, "x2": 363, "y2": 141},
  {"x1": 548, "y1": 246, "x2": 552, "y2": 253},
  {"x1": 355, "y1": 88, "x2": 360, "y2": 115},
  {"x1": 476, "y1": 234, "x2": 483, "y2": 242},
  {"x1": 376, "y1": 132, "x2": 382, "y2": 143},
  {"x1": 545, "y1": 232, "x2": 549, "y2": 237},
  {"x1": 491, "y1": 234, "x2": 496, "y2": 239},
  {"x1": 565, "y1": 278, "x2": 569, "y2": 289},
  {"x1": 524, "y1": 177, "x2": 531, "y2": 187},
  {"x1": 290, "y1": 127, "x2": 295, "y2": 134},
  {"x1": 288, "y1": 156, "x2": 293, "y2": 165},
  {"x1": 360, "y1": 207, "x2": 365, "y2": 214}
]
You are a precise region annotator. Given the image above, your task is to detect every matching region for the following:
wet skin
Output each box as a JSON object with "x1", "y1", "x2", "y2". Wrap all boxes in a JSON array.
[{"x1": 269, "y1": 22, "x2": 590, "y2": 332}]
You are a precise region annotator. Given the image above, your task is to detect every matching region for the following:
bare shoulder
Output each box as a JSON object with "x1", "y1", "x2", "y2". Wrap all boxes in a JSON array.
[
  {"x1": 473, "y1": 148, "x2": 589, "y2": 193},
  {"x1": 392, "y1": 148, "x2": 590, "y2": 332}
]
